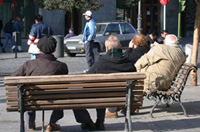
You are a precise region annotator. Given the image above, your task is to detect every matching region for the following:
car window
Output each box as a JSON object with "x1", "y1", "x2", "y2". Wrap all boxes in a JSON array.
[
  {"x1": 105, "y1": 24, "x2": 120, "y2": 35},
  {"x1": 96, "y1": 24, "x2": 106, "y2": 34},
  {"x1": 120, "y1": 23, "x2": 136, "y2": 34}
]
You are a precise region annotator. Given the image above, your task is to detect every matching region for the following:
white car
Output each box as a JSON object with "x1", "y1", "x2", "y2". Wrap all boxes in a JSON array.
[{"x1": 64, "y1": 22, "x2": 138, "y2": 57}]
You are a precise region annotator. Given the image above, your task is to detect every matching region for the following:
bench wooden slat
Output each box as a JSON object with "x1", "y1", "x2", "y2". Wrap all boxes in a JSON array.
[
  {"x1": 24, "y1": 102, "x2": 143, "y2": 111},
  {"x1": 4, "y1": 72, "x2": 146, "y2": 85},
  {"x1": 5, "y1": 81, "x2": 144, "y2": 90},
  {"x1": 26, "y1": 92, "x2": 126, "y2": 100}
]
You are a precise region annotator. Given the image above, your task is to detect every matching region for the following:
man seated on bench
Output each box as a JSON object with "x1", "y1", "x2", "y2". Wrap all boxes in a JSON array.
[
  {"x1": 135, "y1": 34, "x2": 186, "y2": 92},
  {"x1": 74, "y1": 35, "x2": 136, "y2": 131},
  {"x1": 11, "y1": 36, "x2": 69, "y2": 132}
]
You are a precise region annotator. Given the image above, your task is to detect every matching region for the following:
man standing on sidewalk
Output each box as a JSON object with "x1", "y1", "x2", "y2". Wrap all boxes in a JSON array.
[
  {"x1": 12, "y1": 16, "x2": 24, "y2": 52},
  {"x1": 81, "y1": 10, "x2": 98, "y2": 72},
  {"x1": 27, "y1": 15, "x2": 53, "y2": 59}
]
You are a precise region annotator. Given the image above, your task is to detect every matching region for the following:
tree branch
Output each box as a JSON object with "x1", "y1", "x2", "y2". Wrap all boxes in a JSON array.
[{"x1": 195, "y1": 0, "x2": 200, "y2": 4}]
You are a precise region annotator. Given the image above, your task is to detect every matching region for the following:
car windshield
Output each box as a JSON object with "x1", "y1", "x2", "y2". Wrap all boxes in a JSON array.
[{"x1": 96, "y1": 24, "x2": 106, "y2": 34}]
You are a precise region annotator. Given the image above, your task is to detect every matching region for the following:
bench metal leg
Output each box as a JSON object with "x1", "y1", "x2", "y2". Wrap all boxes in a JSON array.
[
  {"x1": 179, "y1": 102, "x2": 188, "y2": 117},
  {"x1": 125, "y1": 80, "x2": 133, "y2": 132},
  {"x1": 149, "y1": 100, "x2": 160, "y2": 118},
  {"x1": 42, "y1": 110, "x2": 45, "y2": 131},
  {"x1": 18, "y1": 85, "x2": 25, "y2": 132}
]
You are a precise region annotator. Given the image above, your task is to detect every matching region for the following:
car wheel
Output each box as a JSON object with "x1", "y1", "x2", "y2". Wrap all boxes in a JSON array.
[
  {"x1": 94, "y1": 43, "x2": 101, "y2": 52},
  {"x1": 67, "y1": 53, "x2": 76, "y2": 57},
  {"x1": 64, "y1": 46, "x2": 76, "y2": 57}
]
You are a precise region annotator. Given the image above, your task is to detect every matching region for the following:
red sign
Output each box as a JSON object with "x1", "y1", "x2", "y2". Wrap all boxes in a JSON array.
[
  {"x1": 0, "y1": 0, "x2": 3, "y2": 5},
  {"x1": 11, "y1": 0, "x2": 17, "y2": 10},
  {"x1": 160, "y1": 0, "x2": 169, "y2": 5}
]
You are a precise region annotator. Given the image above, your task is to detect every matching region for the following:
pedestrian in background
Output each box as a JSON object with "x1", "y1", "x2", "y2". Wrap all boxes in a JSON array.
[
  {"x1": 2, "y1": 18, "x2": 15, "y2": 53},
  {"x1": 157, "y1": 30, "x2": 168, "y2": 44},
  {"x1": 64, "y1": 27, "x2": 76, "y2": 39},
  {"x1": 27, "y1": 15, "x2": 54, "y2": 59},
  {"x1": 12, "y1": 16, "x2": 24, "y2": 52},
  {"x1": 146, "y1": 30, "x2": 158, "y2": 46},
  {"x1": 80, "y1": 10, "x2": 98, "y2": 73}
]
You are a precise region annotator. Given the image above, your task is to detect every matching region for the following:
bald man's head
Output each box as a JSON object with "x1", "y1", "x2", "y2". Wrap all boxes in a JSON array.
[{"x1": 164, "y1": 34, "x2": 179, "y2": 46}]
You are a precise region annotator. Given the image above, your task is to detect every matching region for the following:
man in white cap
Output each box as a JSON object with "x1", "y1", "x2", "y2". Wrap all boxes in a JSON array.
[{"x1": 81, "y1": 10, "x2": 97, "y2": 72}]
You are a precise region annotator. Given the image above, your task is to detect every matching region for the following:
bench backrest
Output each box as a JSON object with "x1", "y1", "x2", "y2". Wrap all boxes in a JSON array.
[
  {"x1": 4, "y1": 72, "x2": 146, "y2": 112},
  {"x1": 146, "y1": 63, "x2": 197, "y2": 95}
]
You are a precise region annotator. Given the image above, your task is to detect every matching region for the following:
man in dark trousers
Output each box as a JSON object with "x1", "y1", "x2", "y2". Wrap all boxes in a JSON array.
[
  {"x1": 80, "y1": 10, "x2": 98, "y2": 72},
  {"x1": 2, "y1": 18, "x2": 15, "y2": 53},
  {"x1": 74, "y1": 36, "x2": 136, "y2": 131},
  {"x1": 11, "y1": 36, "x2": 68, "y2": 131}
]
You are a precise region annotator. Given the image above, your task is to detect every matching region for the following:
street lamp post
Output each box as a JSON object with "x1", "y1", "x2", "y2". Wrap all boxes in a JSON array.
[{"x1": 137, "y1": 0, "x2": 143, "y2": 34}]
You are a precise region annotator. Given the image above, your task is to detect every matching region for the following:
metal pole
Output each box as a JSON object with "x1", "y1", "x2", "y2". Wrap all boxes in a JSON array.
[
  {"x1": 18, "y1": 84, "x2": 25, "y2": 132},
  {"x1": 42, "y1": 110, "x2": 45, "y2": 131},
  {"x1": 163, "y1": 5, "x2": 166, "y2": 30},
  {"x1": 177, "y1": 0, "x2": 181, "y2": 42},
  {"x1": 137, "y1": 0, "x2": 143, "y2": 34},
  {"x1": 124, "y1": 80, "x2": 133, "y2": 132},
  {"x1": 13, "y1": 32, "x2": 19, "y2": 58}
]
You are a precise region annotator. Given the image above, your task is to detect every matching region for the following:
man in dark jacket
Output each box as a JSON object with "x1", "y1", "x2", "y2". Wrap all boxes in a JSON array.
[
  {"x1": 2, "y1": 18, "x2": 15, "y2": 52},
  {"x1": 11, "y1": 36, "x2": 68, "y2": 131},
  {"x1": 74, "y1": 36, "x2": 136, "y2": 131},
  {"x1": 157, "y1": 30, "x2": 168, "y2": 44}
]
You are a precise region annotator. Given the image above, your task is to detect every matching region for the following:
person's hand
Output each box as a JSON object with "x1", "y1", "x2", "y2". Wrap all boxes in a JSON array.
[
  {"x1": 85, "y1": 41, "x2": 89, "y2": 44},
  {"x1": 129, "y1": 40, "x2": 134, "y2": 48},
  {"x1": 153, "y1": 41, "x2": 159, "y2": 45},
  {"x1": 151, "y1": 41, "x2": 159, "y2": 47},
  {"x1": 79, "y1": 41, "x2": 84, "y2": 45}
]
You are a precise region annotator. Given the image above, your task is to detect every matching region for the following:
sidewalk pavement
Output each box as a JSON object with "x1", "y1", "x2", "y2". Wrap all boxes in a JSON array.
[{"x1": 0, "y1": 36, "x2": 200, "y2": 132}]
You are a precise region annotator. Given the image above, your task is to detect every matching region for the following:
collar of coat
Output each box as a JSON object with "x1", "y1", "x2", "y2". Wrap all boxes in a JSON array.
[
  {"x1": 106, "y1": 48, "x2": 123, "y2": 59},
  {"x1": 38, "y1": 54, "x2": 57, "y2": 60}
]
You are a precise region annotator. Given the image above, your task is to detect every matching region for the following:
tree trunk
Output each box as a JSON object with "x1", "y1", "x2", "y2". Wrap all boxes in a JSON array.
[
  {"x1": 71, "y1": 8, "x2": 74, "y2": 28},
  {"x1": 190, "y1": 3, "x2": 200, "y2": 86}
]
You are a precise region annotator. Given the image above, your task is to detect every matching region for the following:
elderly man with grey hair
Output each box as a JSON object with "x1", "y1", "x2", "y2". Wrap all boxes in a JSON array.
[
  {"x1": 73, "y1": 35, "x2": 136, "y2": 131},
  {"x1": 135, "y1": 34, "x2": 186, "y2": 92}
]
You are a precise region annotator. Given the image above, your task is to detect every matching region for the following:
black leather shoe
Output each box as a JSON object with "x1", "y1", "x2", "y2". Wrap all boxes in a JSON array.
[
  {"x1": 95, "y1": 121, "x2": 105, "y2": 130},
  {"x1": 81, "y1": 121, "x2": 96, "y2": 130}
]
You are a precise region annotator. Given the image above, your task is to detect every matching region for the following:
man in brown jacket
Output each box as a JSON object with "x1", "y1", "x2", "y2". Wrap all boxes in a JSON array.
[
  {"x1": 135, "y1": 34, "x2": 186, "y2": 92},
  {"x1": 11, "y1": 36, "x2": 68, "y2": 131}
]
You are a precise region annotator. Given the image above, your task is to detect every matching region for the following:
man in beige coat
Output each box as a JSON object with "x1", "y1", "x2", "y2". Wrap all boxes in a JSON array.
[{"x1": 135, "y1": 34, "x2": 186, "y2": 92}]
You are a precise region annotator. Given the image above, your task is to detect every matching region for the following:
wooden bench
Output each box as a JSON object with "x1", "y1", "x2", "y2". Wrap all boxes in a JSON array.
[
  {"x1": 4, "y1": 72, "x2": 146, "y2": 132},
  {"x1": 144, "y1": 63, "x2": 197, "y2": 118}
]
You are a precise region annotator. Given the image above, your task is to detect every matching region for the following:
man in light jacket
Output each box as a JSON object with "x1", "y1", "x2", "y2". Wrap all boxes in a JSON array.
[
  {"x1": 135, "y1": 34, "x2": 186, "y2": 92},
  {"x1": 81, "y1": 10, "x2": 97, "y2": 72}
]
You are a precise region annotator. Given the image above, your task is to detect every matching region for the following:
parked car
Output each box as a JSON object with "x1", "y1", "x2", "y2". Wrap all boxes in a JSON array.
[{"x1": 64, "y1": 22, "x2": 138, "y2": 57}]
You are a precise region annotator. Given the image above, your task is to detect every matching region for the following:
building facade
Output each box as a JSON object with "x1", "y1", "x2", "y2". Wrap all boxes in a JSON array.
[{"x1": 0, "y1": 0, "x2": 192, "y2": 38}]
